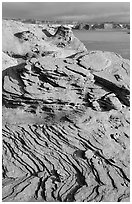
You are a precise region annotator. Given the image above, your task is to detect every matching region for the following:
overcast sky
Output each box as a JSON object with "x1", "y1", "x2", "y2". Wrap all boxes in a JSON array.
[{"x1": 2, "y1": 2, "x2": 130, "y2": 22}]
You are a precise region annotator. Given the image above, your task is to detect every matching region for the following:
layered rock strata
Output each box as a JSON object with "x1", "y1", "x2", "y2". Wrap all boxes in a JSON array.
[{"x1": 2, "y1": 20, "x2": 130, "y2": 202}]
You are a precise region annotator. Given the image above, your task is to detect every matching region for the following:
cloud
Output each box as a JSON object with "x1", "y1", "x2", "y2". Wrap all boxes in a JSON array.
[
  {"x1": 55, "y1": 11, "x2": 130, "y2": 22},
  {"x1": 2, "y1": 2, "x2": 130, "y2": 22}
]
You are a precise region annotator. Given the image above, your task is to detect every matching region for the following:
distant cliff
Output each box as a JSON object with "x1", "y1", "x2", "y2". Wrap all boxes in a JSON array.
[{"x1": 72, "y1": 22, "x2": 130, "y2": 30}]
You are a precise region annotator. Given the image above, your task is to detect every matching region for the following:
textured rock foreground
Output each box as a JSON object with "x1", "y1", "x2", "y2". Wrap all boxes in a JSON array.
[{"x1": 2, "y1": 20, "x2": 130, "y2": 202}]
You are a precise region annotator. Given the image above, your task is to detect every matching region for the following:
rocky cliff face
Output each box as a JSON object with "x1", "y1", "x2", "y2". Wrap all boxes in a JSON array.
[{"x1": 2, "y1": 20, "x2": 130, "y2": 202}]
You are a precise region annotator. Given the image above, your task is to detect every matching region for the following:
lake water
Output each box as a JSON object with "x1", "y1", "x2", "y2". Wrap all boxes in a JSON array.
[{"x1": 73, "y1": 30, "x2": 130, "y2": 59}]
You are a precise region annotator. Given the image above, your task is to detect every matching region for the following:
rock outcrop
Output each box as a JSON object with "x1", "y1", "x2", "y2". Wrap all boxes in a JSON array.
[
  {"x1": 2, "y1": 20, "x2": 86, "y2": 60},
  {"x1": 2, "y1": 20, "x2": 130, "y2": 202}
]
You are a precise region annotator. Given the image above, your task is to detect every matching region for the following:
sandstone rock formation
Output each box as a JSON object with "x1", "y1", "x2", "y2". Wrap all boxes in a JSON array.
[
  {"x1": 2, "y1": 20, "x2": 86, "y2": 60},
  {"x1": 2, "y1": 20, "x2": 130, "y2": 202}
]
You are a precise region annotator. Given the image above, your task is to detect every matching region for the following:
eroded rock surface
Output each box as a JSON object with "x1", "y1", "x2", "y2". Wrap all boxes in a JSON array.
[{"x1": 2, "y1": 20, "x2": 130, "y2": 202}]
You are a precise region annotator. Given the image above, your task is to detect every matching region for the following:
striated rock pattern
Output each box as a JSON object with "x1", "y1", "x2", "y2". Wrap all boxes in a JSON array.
[{"x1": 2, "y1": 20, "x2": 130, "y2": 202}]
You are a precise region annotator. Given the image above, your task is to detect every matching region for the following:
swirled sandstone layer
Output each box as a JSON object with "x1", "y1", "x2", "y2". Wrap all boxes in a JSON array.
[{"x1": 2, "y1": 20, "x2": 130, "y2": 202}]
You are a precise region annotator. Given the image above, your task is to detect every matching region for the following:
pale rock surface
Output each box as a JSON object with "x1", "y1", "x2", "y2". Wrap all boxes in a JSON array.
[{"x1": 2, "y1": 52, "x2": 18, "y2": 70}]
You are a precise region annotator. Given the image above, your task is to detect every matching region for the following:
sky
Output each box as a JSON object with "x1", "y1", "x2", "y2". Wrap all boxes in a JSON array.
[{"x1": 2, "y1": 2, "x2": 130, "y2": 23}]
